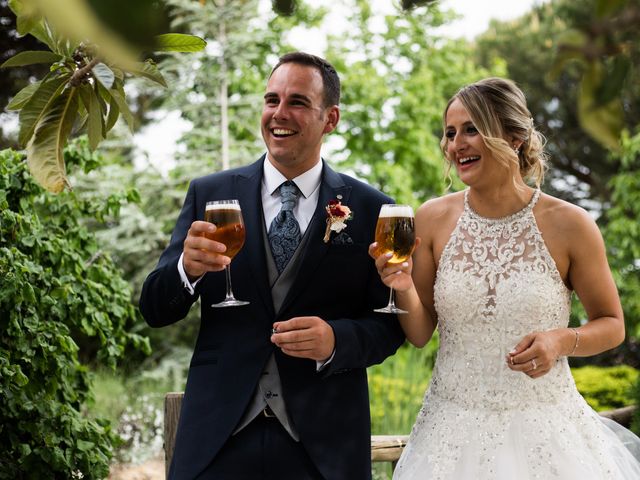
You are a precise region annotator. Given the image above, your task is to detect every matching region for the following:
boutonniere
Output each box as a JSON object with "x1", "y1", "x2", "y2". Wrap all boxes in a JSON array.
[{"x1": 323, "y1": 198, "x2": 353, "y2": 243}]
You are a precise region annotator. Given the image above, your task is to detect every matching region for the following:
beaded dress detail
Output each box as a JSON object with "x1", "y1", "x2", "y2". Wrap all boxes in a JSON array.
[{"x1": 393, "y1": 189, "x2": 640, "y2": 479}]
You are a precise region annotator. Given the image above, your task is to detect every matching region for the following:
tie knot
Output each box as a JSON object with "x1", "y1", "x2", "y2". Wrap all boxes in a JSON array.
[{"x1": 279, "y1": 181, "x2": 299, "y2": 212}]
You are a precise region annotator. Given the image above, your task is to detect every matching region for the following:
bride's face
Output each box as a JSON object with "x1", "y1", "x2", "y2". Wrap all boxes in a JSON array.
[{"x1": 444, "y1": 99, "x2": 508, "y2": 188}]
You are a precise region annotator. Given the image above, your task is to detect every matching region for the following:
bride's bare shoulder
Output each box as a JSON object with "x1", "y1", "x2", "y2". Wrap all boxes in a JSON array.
[{"x1": 416, "y1": 190, "x2": 464, "y2": 223}]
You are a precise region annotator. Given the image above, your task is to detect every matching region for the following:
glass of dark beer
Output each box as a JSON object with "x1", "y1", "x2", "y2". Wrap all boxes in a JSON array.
[
  {"x1": 205, "y1": 199, "x2": 249, "y2": 308},
  {"x1": 373, "y1": 204, "x2": 415, "y2": 314}
]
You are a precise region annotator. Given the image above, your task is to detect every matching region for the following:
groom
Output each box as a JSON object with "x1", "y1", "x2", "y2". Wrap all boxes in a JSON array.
[{"x1": 139, "y1": 52, "x2": 404, "y2": 479}]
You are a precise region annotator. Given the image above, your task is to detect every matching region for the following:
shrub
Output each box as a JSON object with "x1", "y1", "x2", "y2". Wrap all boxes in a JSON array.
[
  {"x1": 631, "y1": 374, "x2": 640, "y2": 436},
  {"x1": 571, "y1": 365, "x2": 638, "y2": 412},
  {"x1": 0, "y1": 149, "x2": 149, "y2": 478},
  {"x1": 368, "y1": 340, "x2": 437, "y2": 435}
]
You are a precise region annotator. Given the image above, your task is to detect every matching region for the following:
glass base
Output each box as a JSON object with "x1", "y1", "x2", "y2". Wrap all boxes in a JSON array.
[
  {"x1": 211, "y1": 298, "x2": 250, "y2": 308},
  {"x1": 374, "y1": 305, "x2": 408, "y2": 314}
]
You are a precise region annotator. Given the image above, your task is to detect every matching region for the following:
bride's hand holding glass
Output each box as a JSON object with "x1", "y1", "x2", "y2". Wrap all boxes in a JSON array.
[
  {"x1": 368, "y1": 243, "x2": 416, "y2": 294},
  {"x1": 369, "y1": 204, "x2": 416, "y2": 314}
]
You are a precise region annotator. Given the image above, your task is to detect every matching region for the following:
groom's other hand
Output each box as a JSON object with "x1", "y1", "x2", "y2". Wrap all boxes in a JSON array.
[{"x1": 271, "y1": 317, "x2": 335, "y2": 362}]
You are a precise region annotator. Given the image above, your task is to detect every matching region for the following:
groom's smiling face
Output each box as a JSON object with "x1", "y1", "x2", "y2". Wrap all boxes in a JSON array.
[{"x1": 261, "y1": 62, "x2": 338, "y2": 179}]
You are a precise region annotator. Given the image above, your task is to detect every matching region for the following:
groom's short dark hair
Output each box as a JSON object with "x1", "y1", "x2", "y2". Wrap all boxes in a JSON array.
[{"x1": 270, "y1": 51, "x2": 341, "y2": 108}]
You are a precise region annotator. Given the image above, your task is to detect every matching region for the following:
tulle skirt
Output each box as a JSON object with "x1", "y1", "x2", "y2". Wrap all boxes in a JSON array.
[{"x1": 393, "y1": 393, "x2": 640, "y2": 480}]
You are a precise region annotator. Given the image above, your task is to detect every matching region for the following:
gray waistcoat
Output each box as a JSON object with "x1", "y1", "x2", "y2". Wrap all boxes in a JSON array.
[{"x1": 232, "y1": 220, "x2": 312, "y2": 440}]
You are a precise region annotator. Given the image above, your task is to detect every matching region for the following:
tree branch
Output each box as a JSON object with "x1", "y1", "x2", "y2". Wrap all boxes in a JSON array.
[{"x1": 69, "y1": 57, "x2": 100, "y2": 87}]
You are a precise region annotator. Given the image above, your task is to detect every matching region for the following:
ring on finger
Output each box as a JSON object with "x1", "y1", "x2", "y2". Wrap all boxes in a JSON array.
[{"x1": 531, "y1": 359, "x2": 537, "y2": 370}]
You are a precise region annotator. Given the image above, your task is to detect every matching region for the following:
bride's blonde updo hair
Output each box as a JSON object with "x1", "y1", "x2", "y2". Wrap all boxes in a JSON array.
[{"x1": 440, "y1": 77, "x2": 547, "y2": 187}]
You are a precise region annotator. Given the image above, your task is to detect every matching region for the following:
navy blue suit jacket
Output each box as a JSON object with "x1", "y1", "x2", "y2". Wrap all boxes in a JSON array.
[{"x1": 139, "y1": 158, "x2": 405, "y2": 479}]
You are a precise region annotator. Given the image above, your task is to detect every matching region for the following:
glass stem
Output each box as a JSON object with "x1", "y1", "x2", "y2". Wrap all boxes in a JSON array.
[
  {"x1": 387, "y1": 288, "x2": 396, "y2": 309},
  {"x1": 224, "y1": 265, "x2": 235, "y2": 301}
]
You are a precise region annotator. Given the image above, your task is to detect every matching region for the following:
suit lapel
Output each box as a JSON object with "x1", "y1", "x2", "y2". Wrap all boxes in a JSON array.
[
  {"x1": 235, "y1": 157, "x2": 275, "y2": 316},
  {"x1": 277, "y1": 162, "x2": 352, "y2": 316}
]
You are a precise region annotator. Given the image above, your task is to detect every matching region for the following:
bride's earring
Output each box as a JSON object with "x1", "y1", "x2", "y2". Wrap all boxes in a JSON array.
[{"x1": 513, "y1": 145, "x2": 520, "y2": 155}]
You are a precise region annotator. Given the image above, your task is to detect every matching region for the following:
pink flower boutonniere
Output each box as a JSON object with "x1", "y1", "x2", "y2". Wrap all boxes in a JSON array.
[{"x1": 323, "y1": 199, "x2": 353, "y2": 243}]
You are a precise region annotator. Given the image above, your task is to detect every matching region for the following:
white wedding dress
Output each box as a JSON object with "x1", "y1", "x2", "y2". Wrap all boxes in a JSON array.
[{"x1": 393, "y1": 189, "x2": 640, "y2": 480}]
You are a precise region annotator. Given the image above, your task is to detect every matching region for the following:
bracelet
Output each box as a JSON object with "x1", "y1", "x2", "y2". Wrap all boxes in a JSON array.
[{"x1": 569, "y1": 328, "x2": 580, "y2": 355}]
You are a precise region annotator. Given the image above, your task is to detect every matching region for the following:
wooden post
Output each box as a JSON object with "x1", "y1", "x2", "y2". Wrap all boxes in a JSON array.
[
  {"x1": 163, "y1": 392, "x2": 636, "y2": 478},
  {"x1": 164, "y1": 392, "x2": 183, "y2": 478}
]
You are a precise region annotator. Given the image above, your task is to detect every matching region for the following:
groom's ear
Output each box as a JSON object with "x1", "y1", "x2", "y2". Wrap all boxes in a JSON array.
[{"x1": 323, "y1": 106, "x2": 340, "y2": 134}]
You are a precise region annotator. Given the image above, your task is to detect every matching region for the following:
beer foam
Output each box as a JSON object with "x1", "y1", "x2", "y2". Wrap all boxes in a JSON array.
[
  {"x1": 206, "y1": 202, "x2": 241, "y2": 211},
  {"x1": 378, "y1": 204, "x2": 414, "y2": 218}
]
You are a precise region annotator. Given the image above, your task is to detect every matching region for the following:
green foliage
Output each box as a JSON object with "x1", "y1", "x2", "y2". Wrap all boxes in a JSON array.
[
  {"x1": 571, "y1": 365, "x2": 638, "y2": 411},
  {"x1": 368, "y1": 337, "x2": 438, "y2": 436},
  {"x1": 328, "y1": 0, "x2": 503, "y2": 206},
  {"x1": 271, "y1": 0, "x2": 437, "y2": 16},
  {"x1": 475, "y1": 0, "x2": 640, "y2": 208},
  {"x1": 2, "y1": 1, "x2": 205, "y2": 193},
  {"x1": 631, "y1": 374, "x2": 640, "y2": 436},
  {"x1": 69, "y1": 137, "x2": 203, "y2": 355},
  {"x1": 154, "y1": 33, "x2": 207, "y2": 52},
  {"x1": 549, "y1": 0, "x2": 638, "y2": 152},
  {"x1": 0, "y1": 148, "x2": 149, "y2": 478},
  {"x1": 161, "y1": 0, "x2": 325, "y2": 173},
  {"x1": 603, "y1": 130, "x2": 640, "y2": 341}
]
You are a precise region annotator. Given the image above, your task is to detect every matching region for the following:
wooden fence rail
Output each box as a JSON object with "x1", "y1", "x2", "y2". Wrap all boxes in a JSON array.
[{"x1": 164, "y1": 392, "x2": 636, "y2": 478}]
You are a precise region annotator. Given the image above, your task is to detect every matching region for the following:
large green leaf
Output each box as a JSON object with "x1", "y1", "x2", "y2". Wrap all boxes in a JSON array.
[
  {"x1": 21, "y1": 0, "x2": 138, "y2": 68},
  {"x1": 7, "y1": 80, "x2": 43, "y2": 111},
  {"x1": 578, "y1": 64, "x2": 624, "y2": 152},
  {"x1": 1, "y1": 50, "x2": 63, "y2": 68},
  {"x1": 129, "y1": 60, "x2": 167, "y2": 87},
  {"x1": 26, "y1": 87, "x2": 79, "y2": 193},
  {"x1": 18, "y1": 75, "x2": 70, "y2": 147},
  {"x1": 8, "y1": 0, "x2": 42, "y2": 36},
  {"x1": 109, "y1": 85, "x2": 134, "y2": 131},
  {"x1": 87, "y1": 87, "x2": 104, "y2": 150},
  {"x1": 154, "y1": 33, "x2": 206, "y2": 52},
  {"x1": 78, "y1": 83, "x2": 104, "y2": 151},
  {"x1": 596, "y1": 56, "x2": 631, "y2": 106},
  {"x1": 92, "y1": 63, "x2": 115, "y2": 90},
  {"x1": 7, "y1": 1, "x2": 63, "y2": 53},
  {"x1": 105, "y1": 95, "x2": 120, "y2": 132}
]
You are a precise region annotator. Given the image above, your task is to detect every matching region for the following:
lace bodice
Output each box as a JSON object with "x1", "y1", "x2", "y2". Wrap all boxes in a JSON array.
[{"x1": 431, "y1": 189, "x2": 573, "y2": 410}]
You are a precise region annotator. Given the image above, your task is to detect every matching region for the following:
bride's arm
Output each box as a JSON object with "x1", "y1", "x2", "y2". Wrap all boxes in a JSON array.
[
  {"x1": 508, "y1": 201, "x2": 624, "y2": 378},
  {"x1": 369, "y1": 203, "x2": 438, "y2": 348}
]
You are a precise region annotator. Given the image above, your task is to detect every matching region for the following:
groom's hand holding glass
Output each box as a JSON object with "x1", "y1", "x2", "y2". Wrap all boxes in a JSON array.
[{"x1": 182, "y1": 221, "x2": 231, "y2": 282}]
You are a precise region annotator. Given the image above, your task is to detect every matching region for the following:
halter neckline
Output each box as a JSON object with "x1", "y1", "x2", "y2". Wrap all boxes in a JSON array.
[{"x1": 463, "y1": 188, "x2": 541, "y2": 224}]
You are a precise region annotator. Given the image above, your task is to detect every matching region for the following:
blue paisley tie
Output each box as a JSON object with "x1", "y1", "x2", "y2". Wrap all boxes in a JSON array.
[{"x1": 268, "y1": 181, "x2": 302, "y2": 274}]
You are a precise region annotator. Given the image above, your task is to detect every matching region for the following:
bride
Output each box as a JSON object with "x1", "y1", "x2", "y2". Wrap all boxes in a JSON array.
[{"x1": 370, "y1": 77, "x2": 640, "y2": 479}]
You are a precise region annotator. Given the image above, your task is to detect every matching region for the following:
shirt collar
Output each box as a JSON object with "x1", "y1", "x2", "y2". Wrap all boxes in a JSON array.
[{"x1": 263, "y1": 155, "x2": 323, "y2": 199}]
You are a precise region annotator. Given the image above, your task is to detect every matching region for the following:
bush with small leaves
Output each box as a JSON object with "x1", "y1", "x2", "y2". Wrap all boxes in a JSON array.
[{"x1": 0, "y1": 148, "x2": 150, "y2": 479}]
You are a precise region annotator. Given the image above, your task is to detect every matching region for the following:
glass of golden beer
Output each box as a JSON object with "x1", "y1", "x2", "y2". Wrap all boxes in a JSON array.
[
  {"x1": 205, "y1": 199, "x2": 249, "y2": 308},
  {"x1": 374, "y1": 204, "x2": 415, "y2": 314}
]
